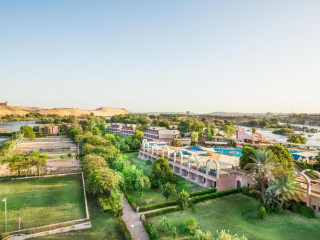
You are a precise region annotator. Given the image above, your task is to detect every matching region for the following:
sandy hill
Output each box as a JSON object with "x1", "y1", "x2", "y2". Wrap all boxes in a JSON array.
[{"x1": 0, "y1": 105, "x2": 130, "y2": 117}]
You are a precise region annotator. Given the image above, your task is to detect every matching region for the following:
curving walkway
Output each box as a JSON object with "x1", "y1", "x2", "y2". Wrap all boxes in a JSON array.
[{"x1": 122, "y1": 197, "x2": 149, "y2": 240}]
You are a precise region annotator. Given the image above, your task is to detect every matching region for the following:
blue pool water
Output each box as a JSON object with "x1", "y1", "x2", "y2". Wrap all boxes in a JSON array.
[
  {"x1": 213, "y1": 148, "x2": 302, "y2": 158},
  {"x1": 213, "y1": 148, "x2": 242, "y2": 157},
  {"x1": 186, "y1": 145, "x2": 205, "y2": 152}
]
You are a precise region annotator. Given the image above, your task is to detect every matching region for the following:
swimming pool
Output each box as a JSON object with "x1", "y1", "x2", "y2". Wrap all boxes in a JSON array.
[{"x1": 213, "y1": 148, "x2": 302, "y2": 158}]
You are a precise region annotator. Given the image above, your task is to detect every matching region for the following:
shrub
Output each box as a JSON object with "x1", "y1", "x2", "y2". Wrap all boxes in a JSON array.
[
  {"x1": 177, "y1": 190, "x2": 190, "y2": 210},
  {"x1": 300, "y1": 206, "x2": 315, "y2": 218},
  {"x1": 98, "y1": 194, "x2": 112, "y2": 212},
  {"x1": 160, "y1": 217, "x2": 173, "y2": 232},
  {"x1": 118, "y1": 217, "x2": 132, "y2": 240},
  {"x1": 146, "y1": 160, "x2": 152, "y2": 165},
  {"x1": 195, "y1": 229, "x2": 213, "y2": 240},
  {"x1": 171, "y1": 226, "x2": 179, "y2": 240},
  {"x1": 123, "y1": 189, "x2": 138, "y2": 210},
  {"x1": 139, "y1": 200, "x2": 177, "y2": 212},
  {"x1": 257, "y1": 206, "x2": 266, "y2": 220},
  {"x1": 189, "y1": 188, "x2": 217, "y2": 197},
  {"x1": 143, "y1": 220, "x2": 158, "y2": 240},
  {"x1": 291, "y1": 202, "x2": 302, "y2": 213},
  {"x1": 60, "y1": 155, "x2": 66, "y2": 159},
  {"x1": 192, "y1": 188, "x2": 241, "y2": 204},
  {"x1": 144, "y1": 206, "x2": 179, "y2": 218},
  {"x1": 184, "y1": 217, "x2": 197, "y2": 234},
  {"x1": 127, "y1": 195, "x2": 138, "y2": 210}
]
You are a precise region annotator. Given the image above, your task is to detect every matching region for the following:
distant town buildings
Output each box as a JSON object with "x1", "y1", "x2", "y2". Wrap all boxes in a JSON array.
[
  {"x1": 108, "y1": 123, "x2": 137, "y2": 136},
  {"x1": 143, "y1": 126, "x2": 180, "y2": 145},
  {"x1": 39, "y1": 125, "x2": 60, "y2": 135},
  {"x1": 266, "y1": 112, "x2": 273, "y2": 119}
]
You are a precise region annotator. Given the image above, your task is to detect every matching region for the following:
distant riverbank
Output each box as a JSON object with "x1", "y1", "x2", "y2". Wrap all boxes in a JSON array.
[{"x1": 239, "y1": 125, "x2": 320, "y2": 147}]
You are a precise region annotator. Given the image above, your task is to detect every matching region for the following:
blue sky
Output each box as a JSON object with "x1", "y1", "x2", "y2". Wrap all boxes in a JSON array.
[{"x1": 1, "y1": 1, "x2": 319, "y2": 113}]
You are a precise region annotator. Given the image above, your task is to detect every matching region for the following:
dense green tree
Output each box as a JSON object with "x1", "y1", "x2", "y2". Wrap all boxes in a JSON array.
[
  {"x1": 30, "y1": 151, "x2": 47, "y2": 176},
  {"x1": 177, "y1": 189, "x2": 190, "y2": 210},
  {"x1": 82, "y1": 154, "x2": 107, "y2": 174},
  {"x1": 206, "y1": 124, "x2": 212, "y2": 140},
  {"x1": 158, "y1": 120, "x2": 170, "y2": 129},
  {"x1": 150, "y1": 157, "x2": 175, "y2": 188},
  {"x1": 135, "y1": 175, "x2": 151, "y2": 197},
  {"x1": 239, "y1": 146, "x2": 255, "y2": 169},
  {"x1": 68, "y1": 126, "x2": 83, "y2": 140},
  {"x1": 160, "y1": 182, "x2": 177, "y2": 200},
  {"x1": 109, "y1": 189, "x2": 123, "y2": 216},
  {"x1": 86, "y1": 167, "x2": 123, "y2": 196},
  {"x1": 21, "y1": 125, "x2": 35, "y2": 139},
  {"x1": 172, "y1": 139, "x2": 182, "y2": 147},
  {"x1": 92, "y1": 127, "x2": 102, "y2": 136},
  {"x1": 267, "y1": 145, "x2": 294, "y2": 172},
  {"x1": 191, "y1": 131, "x2": 198, "y2": 145},
  {"x1": 122, "y1": 162, "x2": 144, "y2": 190},
  {"x1": 104, "y1": 133, "x2": 117, "y2": 144},
  {"x1": 287, "y1": 134, "x2": 307, "y2": 144},
  {"x1": 7, "y1": 154, "x2": 28, "y2": 176}
]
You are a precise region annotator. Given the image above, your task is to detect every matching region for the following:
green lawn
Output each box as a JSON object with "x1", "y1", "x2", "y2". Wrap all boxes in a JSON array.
[
  {"x1": 124, "y1": 152, "x2": 205, "y2": 206},
  {"x1": 35, "y1": 196, "x2": 124, "y2": 240},
  {"x1": 0, "y1": 174, "x2": 86, "y2": 233},
  {"x1": 148, "y1": 193, "x2": 320, "y2": 240}
]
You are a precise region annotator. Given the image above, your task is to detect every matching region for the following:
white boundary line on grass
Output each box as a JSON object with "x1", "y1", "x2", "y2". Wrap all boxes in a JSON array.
[
  {"x1": 82, "y1": 172, "x2": 90, "y2": 219},
  {"x1": 1, "y1": 172, "x2": 91, "y2": 239},
  {"x1": 8, "y1": 172, "x2": 82, "y2": 180}
]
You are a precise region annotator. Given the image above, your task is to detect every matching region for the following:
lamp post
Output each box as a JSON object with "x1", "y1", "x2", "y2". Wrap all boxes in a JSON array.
[
  {"x1": 2, "y1": 198, "x2": 7, "y2": 233},
  {"x1": 131, "y1": 224, "x2": 134, "y2": 238}
]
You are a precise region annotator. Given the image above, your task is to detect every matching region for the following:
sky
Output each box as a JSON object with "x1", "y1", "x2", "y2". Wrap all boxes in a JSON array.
[{"x1": 0, "y1": 0, "x2": 320, "y2": 113}]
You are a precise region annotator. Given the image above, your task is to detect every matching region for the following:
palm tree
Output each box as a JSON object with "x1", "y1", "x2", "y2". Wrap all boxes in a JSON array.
[
  {"x1": 273, "y1": 172, "x2": 303, "y2": 207},
  {"x1": 245, "y1": 149, "x2": 275, "y2": 203}
]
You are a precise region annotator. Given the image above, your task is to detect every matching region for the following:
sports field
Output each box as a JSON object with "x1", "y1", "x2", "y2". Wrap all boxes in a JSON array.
[{"x1": 0, "y1": 174, "x2": 86, "y2": 233}]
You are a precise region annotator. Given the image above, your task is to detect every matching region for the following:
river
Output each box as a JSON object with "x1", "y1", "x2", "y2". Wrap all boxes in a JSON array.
[
  {"x1": 0, "y1": 121, "x2": 40, "y2": 146},
  {"x1": 240, "y1": 124, "x2": 320, "y2": 147}
]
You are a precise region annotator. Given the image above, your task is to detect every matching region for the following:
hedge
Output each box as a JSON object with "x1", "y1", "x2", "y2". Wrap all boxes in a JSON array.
[
  {"x1": 300, "y1": 206, "x2": 315, "y2": 218},
  {"x1": 122, "y1": 189, "x2": 138, "y2": 210},
  {"x1": 192, "y1": 188, "x2": 242, "y2": 204},
  {"x1": 144, "y1": 206, "x2": 179, "y2": 218},
  {"x1": 118, "y1": 217, "x2": 132, "y2": 240},
  {"x1": 98, "y1": 194, "x2": 111, "y2": 212},
  {"x1": 139, "y1": 200, "x2": 177, "y2": 212},
  {"x1": 189, "y1": 188, "x2": 217, "y2": 197},
  {"x1": 289, "y1": 201, "x2": 315, "y2": 219},
  {"x1": 143, "y1": 220, "x2": 158, "y2": 240}
]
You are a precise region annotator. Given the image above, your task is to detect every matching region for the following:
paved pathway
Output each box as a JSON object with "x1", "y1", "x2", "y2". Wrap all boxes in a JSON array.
[{"x1": 122, "y1": 197, "x2": 149, "y2": 240}]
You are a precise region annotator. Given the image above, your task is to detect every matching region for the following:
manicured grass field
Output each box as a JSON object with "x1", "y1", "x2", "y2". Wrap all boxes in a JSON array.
[
  {"x1": 0, "y1": 174, "x2": 86, "y2": 233},
  {"x1": 35, "y1": 196, "x2": 124, "y2": 240},
  {"x1": 148, "y1": 193, "x2": 320, "y2": 240},
  {"x1": 124, "y1": 152, "x2": 205, "y2": 206}
]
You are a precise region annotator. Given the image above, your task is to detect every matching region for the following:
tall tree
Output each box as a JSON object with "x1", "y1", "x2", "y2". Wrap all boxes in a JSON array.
[
  {"x1": 30, "y1": 151, "x2": 47, "y2": 176},
  {"x1": 245, "y1": 149, "x2": 275, "y2": 203},
  {"x1": 150, "y1": 157, "x2": 175, "y2": 188},
  {"x1": 135, "y1": 175, "x2": 151, "y2": 197},
  {"x1": 267, "y1": 145, "x2": 294, "y2": 172},
  {"x1": 160, "y1": 182, "x2": 177, "y2": 200},
  {"x1": 239, "y1": 146, "x2": 255, "y2": 169}
]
